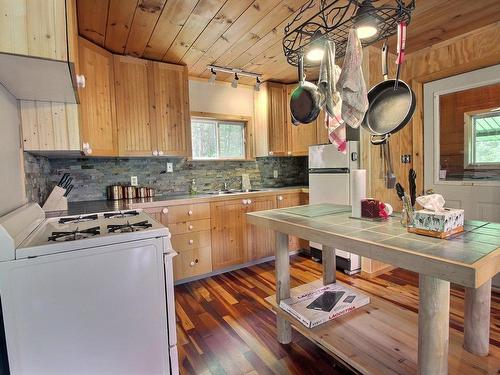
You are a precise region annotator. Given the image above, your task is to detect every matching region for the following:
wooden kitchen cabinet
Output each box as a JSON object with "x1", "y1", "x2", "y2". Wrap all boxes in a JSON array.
[
  {"x1": 276, "y1": 192, "x2": 304, "y2": 252},
  {"x1": 0, "y1": 0, "x2": 77, "y2": 62},
  {"x1": 315, "y1": 110, "x2": 329, "y2": 144},
  {"x1": 151, "y1": 62, "x2": 191, "y2": 157},
  {"x1": 114, "y1": 57, "x2": 190, "y2": 157},
  {"x1": 114, "y1": 56, "x2": 155, "y2": 156},
  {"x1": 286, "y1": 84, "x2": 317, "y2": 156},
  {"x1": 254, "y1": 82, "x2": 289, "y2": 157},
  {"x1": 78, "y1": 37, "x2": 118, "y2": 156},
  {"x1": 246, "y1": 196, "x2": 276, "y2": 260},
  {"x1": 211, "y1": 199, "x2": 248, "y2": 270}
]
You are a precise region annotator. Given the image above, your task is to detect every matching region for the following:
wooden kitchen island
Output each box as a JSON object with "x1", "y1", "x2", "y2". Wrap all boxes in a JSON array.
[{"x1": 247, "y1": 204, "x2": 500, "y2": 375}]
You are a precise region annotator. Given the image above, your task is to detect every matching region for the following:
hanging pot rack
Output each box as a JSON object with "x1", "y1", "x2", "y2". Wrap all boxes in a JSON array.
[{"x1": 283, "y1": 0, "x2": 415, "y2": 67}]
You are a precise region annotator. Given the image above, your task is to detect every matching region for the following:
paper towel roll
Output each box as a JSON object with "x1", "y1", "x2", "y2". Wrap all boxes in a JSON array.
[{"x1": 350, "y1": 169, "x2": 366, "y2": 218}]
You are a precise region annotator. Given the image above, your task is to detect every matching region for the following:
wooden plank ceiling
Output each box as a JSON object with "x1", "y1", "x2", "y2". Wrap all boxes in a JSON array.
[{"x1": 77, "y1": 0, "x2": 500, "y2": 85}]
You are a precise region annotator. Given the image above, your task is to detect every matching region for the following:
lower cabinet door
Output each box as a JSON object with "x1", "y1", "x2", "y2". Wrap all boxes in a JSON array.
[
  {"x1": 246, "y1": 196, "x2": 276, "y2": 261},
  {"x1": 173, "y1": 247, "x2": 212, "y2": 281}
]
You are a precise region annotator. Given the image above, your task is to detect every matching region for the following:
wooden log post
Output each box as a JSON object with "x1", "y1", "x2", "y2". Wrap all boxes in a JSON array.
[
  {"x1": 322, "y1": 245, "x2": 336, "y2": 285},
  {"x1": 275, "y1": 232, "x2": 292, "y2": 344},
  {"x1": 418, "y1": 275, "x2": 450, "y2": 375},
  {"x1": 464, "y1": 279, "x2": 491, "y2": 356}
]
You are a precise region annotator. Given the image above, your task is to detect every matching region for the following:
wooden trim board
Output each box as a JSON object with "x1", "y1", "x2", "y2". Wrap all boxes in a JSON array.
[{"x1": 265, "y1": 279, "x2": 500, "y2": 375}]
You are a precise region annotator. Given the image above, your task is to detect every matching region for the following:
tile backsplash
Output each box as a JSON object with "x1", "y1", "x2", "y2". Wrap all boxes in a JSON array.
[{"x1": 24, "y1": 153, "x2": 308, "y2": 204}]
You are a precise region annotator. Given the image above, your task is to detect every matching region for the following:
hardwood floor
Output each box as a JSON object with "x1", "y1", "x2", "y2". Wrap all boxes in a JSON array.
[{"x1": 174, "y1": 254, "x2": 500, "y2": 375}]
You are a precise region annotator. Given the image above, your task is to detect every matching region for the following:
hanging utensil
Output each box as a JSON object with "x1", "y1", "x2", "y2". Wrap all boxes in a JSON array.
[
  {"x1": 290, "y1": 55, "x2": 322, "y2": 124},
  {"x1": 382, "y1": 141, "x2": 396, "y2": 188},
  {"x1": 361, "y1": 22, "x2": 416, "y2": 146},
  {"x1": 409, "y1": 168, "x2": 417, "y2": 207},
  {"x1": 395, "y1": 182, "x2": 405, "y2": 201}
]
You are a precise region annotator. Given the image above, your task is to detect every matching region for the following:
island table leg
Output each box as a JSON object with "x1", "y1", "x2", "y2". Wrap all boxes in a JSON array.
[
  {"x1": 418, "y1": 275, "x2": 450, "y2": 375},
  {"x1": 322, "y1": 245, "x2": 336, "y2": 285},
  {"x1": 275, "y1": 232, "x2": 291, "y2": 344},
  {"x1": 464, "y1": 279, "x2": 491, "y2": 356}
]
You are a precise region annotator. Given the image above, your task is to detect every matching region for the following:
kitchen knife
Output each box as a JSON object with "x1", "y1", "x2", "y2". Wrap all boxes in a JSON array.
[
  {"x1": 409, "y1": 169, "x2": 416, "y2": 207},
  {"x1": 63, "y1": 185, "x2": 73, "y2": 197},
  {"x1": 57, "y1": 173, "x2": 70, "y2": 187},
  {"x1": 395, "y1": 182, "x2": 405, "y2": 201},
  {"x1": 63, "y1": 177, "x2": 73, "y2": 189}
]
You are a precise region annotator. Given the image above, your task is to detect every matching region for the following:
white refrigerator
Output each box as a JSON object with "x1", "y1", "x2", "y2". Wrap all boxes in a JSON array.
[{"x1": 308, "y1": 142, "x2": 361, "y2": 274}]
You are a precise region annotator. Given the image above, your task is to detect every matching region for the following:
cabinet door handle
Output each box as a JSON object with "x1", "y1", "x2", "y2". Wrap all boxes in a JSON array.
[
  {"x1": 278, "y1": 195, "x2": 283, "y2": 201},
  {"x1": 189, "y1": 259, "x2": 199, "y2": 267},
  {"x1": 82, "y1": 142, "x2": 92, "y2": 155},
  {"x1": 247, "y1": 199, "x2": 252, "y2": 204},
  {"x1": 162, "y1": 208, "x2": 168, "y2": 214},
  {"x1": 188, "y1": 239, "x2": 194, "y2": 245},
  {"x1": 287, "y1": 151, "x2": 292, "y2": 155},
  {"x1": 242, "y1": 199, "x2": 248, "y2": 205},
  {"x1": 158, "y1": 150, "x2": 164, "y2": 156},
  {"x1": 269, "y1": 151, "x2": 274, "y2": 156},
  {"x1": 152, "y1": 150, "x2": 158, "y2": 156},
  {"x1": 188, "y1": 225, "x2": 194, "y2": 230},
  {"x1": 188, "y1": 210, "x2": 193, "y2": 216}
]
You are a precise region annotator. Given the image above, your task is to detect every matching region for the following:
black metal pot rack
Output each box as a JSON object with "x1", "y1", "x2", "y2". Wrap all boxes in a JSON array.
[{"x1": 283, "y1": 0, "x2": 415, "y2": 67}]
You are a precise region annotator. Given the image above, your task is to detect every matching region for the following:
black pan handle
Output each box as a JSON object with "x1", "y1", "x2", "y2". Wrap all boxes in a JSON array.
[
  {"x1": 370, "y1": 134, "x2": 389, "y2": 145},
  {"x1": 382, "y1": 41, "x2": 388, "y2": 81}
]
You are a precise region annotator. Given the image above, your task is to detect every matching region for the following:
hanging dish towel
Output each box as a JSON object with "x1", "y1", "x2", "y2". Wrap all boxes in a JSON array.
[{"x1": 337, "y1": 28, "x2": 369, "y2": 128}]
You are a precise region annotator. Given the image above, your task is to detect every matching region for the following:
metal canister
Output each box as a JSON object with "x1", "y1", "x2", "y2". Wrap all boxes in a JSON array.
[
  {"x1": 136, "y1": 187, "x2": 148, "y2": 198},
  {"x1": 123, "y1": 186, "x2": 137, "y2": 199},
  {"x1": 107, "y1": 185, "x2": 123, "y2": 200}
]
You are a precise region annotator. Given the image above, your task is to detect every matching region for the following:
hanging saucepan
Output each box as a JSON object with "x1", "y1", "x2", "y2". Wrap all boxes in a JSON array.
[
  {"x1": 290, "y1": 54, "x2": 322, "y2": 125},
  {"x1": 361, "y1": 22, "x2": 416, "y2": 144}
]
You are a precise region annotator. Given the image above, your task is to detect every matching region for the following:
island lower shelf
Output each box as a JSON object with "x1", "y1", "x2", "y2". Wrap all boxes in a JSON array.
[{"x1": 265, "y1": 279, "x2": 500, "y2": 375}]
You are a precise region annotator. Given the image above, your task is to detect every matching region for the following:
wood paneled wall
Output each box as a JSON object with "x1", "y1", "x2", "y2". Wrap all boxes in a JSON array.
[{"x1": 362, "y1": 22, "x2": 500, "y2": 211}]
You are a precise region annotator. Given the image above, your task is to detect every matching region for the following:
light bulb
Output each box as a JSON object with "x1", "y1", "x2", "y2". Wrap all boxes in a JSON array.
[
  {"x1": 356, "y1": 25, "x2": 378, "y2": 39},
  {"x1": 306, "y1": 48, "x2": 324, "y2": 61}
]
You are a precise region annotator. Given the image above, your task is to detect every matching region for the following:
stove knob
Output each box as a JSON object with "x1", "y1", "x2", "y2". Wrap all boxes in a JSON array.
[
  {"x1": 188, "y1": 210, "x2": 193, "y2": 216},
  {"x1": 188, "y1": 225, "x2": 194, "y2": 230},
  {"x1": 188, "y1": 239, "x2": 194, "y2": 245},
  {"x1": 162, "y1": 208, "x2": 168, "y2": 214}
]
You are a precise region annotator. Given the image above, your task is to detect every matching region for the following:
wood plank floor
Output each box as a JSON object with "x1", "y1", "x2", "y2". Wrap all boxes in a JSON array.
[{"x1": 174, "y1": 254, "x2": 500, "y2": 375}]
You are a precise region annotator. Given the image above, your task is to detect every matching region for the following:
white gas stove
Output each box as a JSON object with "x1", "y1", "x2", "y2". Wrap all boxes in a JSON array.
[{"x1": 0, "y1": 203, "x2": 179, "y2": 375}]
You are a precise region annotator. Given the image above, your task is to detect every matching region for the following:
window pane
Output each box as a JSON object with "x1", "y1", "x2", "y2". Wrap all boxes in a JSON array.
[
  {"x1": 191, "y1": 120, "x2": 217, "y2": 159},
  {"x1": 473, "y1": 113, "x2": 500, "y2": 164},
  {"x1": 218, "y1": 122, "x2": 244, "y2": 158}
]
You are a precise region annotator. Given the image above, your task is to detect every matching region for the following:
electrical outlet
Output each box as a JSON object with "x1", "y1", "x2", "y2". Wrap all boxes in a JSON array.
[
  {"x1": 273, "y1": 170, "x2": 279, "y2": 179},
  {"x1": 167, "y1": 162, "x2": 173, "y2": 173},
  {"x1": 130, "y1": 176, "x2": 138, "y2": 186}
]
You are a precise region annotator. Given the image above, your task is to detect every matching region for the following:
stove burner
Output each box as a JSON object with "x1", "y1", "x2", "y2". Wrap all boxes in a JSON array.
[
  {"x1": 58, "y1": 214, "x2": 98, "y2": 224},
  {"x1": 107, "y1": 220, "x2": 152, "y2": 233},
  {"x1": 48, "y1": 226, "x2": 100, "y2": 241},
  {"x1": 104, "y1": 210, "x2": 140, "y2": 219}
]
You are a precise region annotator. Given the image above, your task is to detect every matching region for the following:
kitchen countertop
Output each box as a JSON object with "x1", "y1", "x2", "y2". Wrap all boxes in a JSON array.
[{"x1": 46, "y1": 186, "x2": 309, "y2": 217}]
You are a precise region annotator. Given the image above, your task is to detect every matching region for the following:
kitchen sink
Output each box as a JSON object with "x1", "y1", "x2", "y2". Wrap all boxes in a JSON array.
[{"x1": 206, "y1": 189, "x2": 264, "y2": 195}]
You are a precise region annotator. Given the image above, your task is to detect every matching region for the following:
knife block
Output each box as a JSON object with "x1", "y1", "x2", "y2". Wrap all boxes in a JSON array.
[{"x1": 42, "y1": 186, "x2": 68, "y2": 212}]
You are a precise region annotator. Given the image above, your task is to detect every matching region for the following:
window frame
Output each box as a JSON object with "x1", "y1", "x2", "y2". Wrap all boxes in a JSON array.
[
  {"x1": 464, "y1": 108, "x2": 500, "y2": 169},
  {"x1": 189, "y1": 112, "x2": 254, "y2": 161}
]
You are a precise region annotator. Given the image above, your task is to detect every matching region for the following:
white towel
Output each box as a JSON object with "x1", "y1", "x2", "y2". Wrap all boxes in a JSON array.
[{"x1": 337, "y1": 29, "x2": 369, "y2": 128}]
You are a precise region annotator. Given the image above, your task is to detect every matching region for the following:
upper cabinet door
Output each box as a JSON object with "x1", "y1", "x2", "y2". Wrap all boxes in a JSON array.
[
  {"x1": 267, "y1": 83, "x2": 288, "y2": 156},
  {"x1": 114, "y1": 56, "x2": 156, "y2": 156},
  {"x1": 78, "y1": 37, "x2": 117, "y2": 156},
  {"x1": 151, "y1": 62, "x2": 191, "y2": 157}
]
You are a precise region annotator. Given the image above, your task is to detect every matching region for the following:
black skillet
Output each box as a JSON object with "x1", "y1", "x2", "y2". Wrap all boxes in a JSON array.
[
  {"x1": 290, "y1": 55, "x2": 322, "y2": 125},
  {"x1": 362, "y1": 22, "x2": 416, "y2": 145}
]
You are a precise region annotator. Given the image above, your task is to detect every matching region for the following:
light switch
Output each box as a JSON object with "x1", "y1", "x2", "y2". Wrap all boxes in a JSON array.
[
  {"x1": 273, "y1": 170, "x2": 278, "y2": 179},
  {"x1": 130, "y1": 176, "x2": 138, "y2": 186},
  {"x1": 167, "y1": 163, "x2": 173, "y2": 172}
]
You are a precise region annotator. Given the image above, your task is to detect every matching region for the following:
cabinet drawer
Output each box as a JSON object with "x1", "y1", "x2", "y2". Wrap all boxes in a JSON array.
[
  {"x1": 171, "y1": 230, "x2": 211, "y2": 252},
  {"x1": 168, "y1": 219, "x2": 210, "y2": 235},
  {"x1": 167, "y1": 203, "x2": 210, "y2": 223},
  {"x1": 173, "y1": 246, "x2": 212, "y2": 281}
]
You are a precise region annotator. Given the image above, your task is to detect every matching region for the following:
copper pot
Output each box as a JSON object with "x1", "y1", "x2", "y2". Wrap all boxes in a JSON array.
[
  {"x1": 123, "y1": 186, "x2": 137, "y2": 199},
  {"x1": 107, "y1": 185, "x2": 123, "y2": 200}
]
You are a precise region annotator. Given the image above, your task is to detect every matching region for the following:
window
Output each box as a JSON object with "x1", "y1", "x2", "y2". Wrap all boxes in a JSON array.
[
  {"x1": 191, "y1": 118, "x2": 246, "y2": 160},
  {"x1": 465, "y1": 109, "x2": 500, "y2": 168}
]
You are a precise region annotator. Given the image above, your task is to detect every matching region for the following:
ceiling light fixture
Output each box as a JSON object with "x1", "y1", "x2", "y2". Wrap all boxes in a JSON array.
[
  {"x1": 207, "y1": 65, "x2": 262, "y2": 89},
  {"x1": 208, "y1": 68, "x2": 216, "y2": 85},
  {"x1": 254, "y1": 77, "x2": 261, "y2": 92},
  {"x1": 306, "y1": 31, "x2": 324, "y2": 62},
  {"x1": 231, "y1": 73, "x2": 239, "y2": 88},
  {"x1": 354, "y1": 0, "x2": 379, "y2": 40}
]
